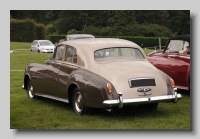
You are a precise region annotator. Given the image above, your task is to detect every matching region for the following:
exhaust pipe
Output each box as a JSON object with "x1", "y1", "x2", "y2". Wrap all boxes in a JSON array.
[{"x1": 104, "y1": 109, "x2": 114, "y2": 113}]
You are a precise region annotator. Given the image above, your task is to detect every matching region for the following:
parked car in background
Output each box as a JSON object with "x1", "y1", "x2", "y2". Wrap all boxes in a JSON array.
[
  {"x1": 65, "y1": 34, "x2": 95, "y2": 41},
  {"x1": 31, "y1": 40, "x2": 55, "y2": 53},
  {"x1": 58, "y1": 39, "x2": 65, "y2": 44},
  {"x1": 23, "y1": 38, "x2": 182, "y2": 115},
  {"x1": 57, "y1": 34, "x2": 95, "y2": 45},
  {"x1": 147, "y1": 34, "x2": 190, "y2": 91}
]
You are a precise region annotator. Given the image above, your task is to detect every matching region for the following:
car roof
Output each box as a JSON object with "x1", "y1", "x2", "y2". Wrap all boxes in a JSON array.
[
  {"x1": 66, "y1": 34, "x2": 95, "y2": 40},
  {"x1": 60, "y1": 38, "x2": 141, "y2": 52},
  {"x1": 33, "y1": 40, "x2": 52, "y2": 42},
  {"x1": 169, "y1": 34, "x2": 190, "y2": 44},
  {"x1": 38, "y1": 40, "x2": 52, "y2": 42},
  {"x1": 57, "y1": 38, "x2": 146, "y2": 69}
]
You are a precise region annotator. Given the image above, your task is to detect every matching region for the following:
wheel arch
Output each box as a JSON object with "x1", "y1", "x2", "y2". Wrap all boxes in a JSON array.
[
  {"x1": 67, "y1": 83, "x2": 79, "y2": 104},
  {"x1": 24, "y1": 74, "x2": 31, "y2": 90}
]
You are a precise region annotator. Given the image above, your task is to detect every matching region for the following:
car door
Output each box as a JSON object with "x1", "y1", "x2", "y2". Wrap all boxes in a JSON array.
[
  {"x1": 173, "y1": 53, "x2": 190, "y2": 87},
  {"x1": 39, "y1": 45, "x2": 65, "y2": 96},
  {"x1": 56, "y1": 45, "x2": 79, "y2": 98},
  {"x1": 160, "y1": 53, "x2": 181, "y2": 84}
]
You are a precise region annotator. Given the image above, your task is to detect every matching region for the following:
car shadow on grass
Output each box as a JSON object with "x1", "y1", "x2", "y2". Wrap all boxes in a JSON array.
[
  {"x1": 34, "y1": 93, "x2": 185, "y2": 118},
  {"x1": 34, "y1": 96, "x2": 164, "y2": 117},
  {"x1": 177, "y1": 89, "x2": 190, "y2": 95},
  {"x1": 89, "y1": 105, "x2": 171, "y2": 118}
]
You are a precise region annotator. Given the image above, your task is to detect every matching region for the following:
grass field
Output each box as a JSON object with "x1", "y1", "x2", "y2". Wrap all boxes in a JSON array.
[{"x1": 10, "y1": 42, "x2": 190, "y2": 130}]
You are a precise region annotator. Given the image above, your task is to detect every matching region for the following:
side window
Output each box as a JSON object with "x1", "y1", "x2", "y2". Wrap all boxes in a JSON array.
[
  {"x1": 65, "y1": 46, "x2": 77, "y2": 63},
  {"x1": 33, "y1": 41, "x2": 36, "y2": 45},
  {"x1": 35, "y1": 41, "x2": 39, "y2": 46},
  {"x1": 55, "y1": 46, "x2": 65, "y2": 61}
]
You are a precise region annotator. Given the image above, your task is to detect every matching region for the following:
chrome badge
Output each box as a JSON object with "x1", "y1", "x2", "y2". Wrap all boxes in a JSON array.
[{"x1": 137, "y1": 87, "x2": 152, "y2": 96}]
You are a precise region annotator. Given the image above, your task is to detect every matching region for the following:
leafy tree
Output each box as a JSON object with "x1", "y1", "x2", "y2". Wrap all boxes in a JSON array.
[
  {"x1": 168, "y1": 10, "x2": 190, "y2": 35},
  {"x1": 134, "y1": 10, "x2": 170, "y2": 27},
  {"x1": 10, "y1": 10, "x2": 190, "y2": 37},
  {"x1": 67, "y1": 29, "x2": 80, "y2": 35},
  {"x1": 10, "y1": 10, "x2": 62, "y2": 25}
]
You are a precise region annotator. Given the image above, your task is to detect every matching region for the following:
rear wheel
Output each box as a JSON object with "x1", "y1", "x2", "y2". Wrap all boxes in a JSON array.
[
  {"x1": 27, "y1": 79, "x2": 36, "y2": 99},
  {"x1": 38, "y1": 49, "x2": 40, "y2": 53},
  {"x1": 72, "y1": 88, "x2": 87, "y2": 115}
]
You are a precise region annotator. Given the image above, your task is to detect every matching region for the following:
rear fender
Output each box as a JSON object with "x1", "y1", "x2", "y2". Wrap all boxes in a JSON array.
[{"x1": 67, "y1": 69, "x2": 117, "y2": 108}]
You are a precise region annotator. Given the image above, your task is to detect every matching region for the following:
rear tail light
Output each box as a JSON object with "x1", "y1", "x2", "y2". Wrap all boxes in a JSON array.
[
  {"x1": 107, "y1": 83, "x2": 113, "y2": 95},
  {"x1": 170, "y1": 78, "x2": 175, "y2": 88}
]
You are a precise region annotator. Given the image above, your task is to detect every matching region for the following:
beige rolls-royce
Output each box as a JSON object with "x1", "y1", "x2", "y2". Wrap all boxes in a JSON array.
[{"x1": 22, "y1": 38, "x2": 182, "y2": 115}]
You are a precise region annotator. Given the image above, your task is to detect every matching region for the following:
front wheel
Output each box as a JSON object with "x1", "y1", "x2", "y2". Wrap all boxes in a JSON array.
[
  {"x1": 27, "y1": 79, "x2": 36, "y2": 99},
  {"x1": 72, "y1": 88, "x2": 87, "y2": 115}
]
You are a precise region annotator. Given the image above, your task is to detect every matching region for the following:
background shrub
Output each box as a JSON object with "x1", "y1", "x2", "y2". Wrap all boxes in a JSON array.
[
  {"x1": 49, "y1": 35, "x2": 66, "y2": 44},
  {"x1": 46, "y1": 23, "x2": 57, "y2": 36},
  {"x1": 10, "y1": 18, "x2": 46, "y2": 42},
  {"x1": 10, "y1": 19, "x2": 36, "y2": 42},
  {"x1": 35, "y1": 23, "x2": 46, "y2": 40}
]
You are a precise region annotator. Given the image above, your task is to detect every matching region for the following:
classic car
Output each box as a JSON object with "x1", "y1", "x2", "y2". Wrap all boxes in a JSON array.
[
  {"x1": 57, "y1": 34, "x2": 95, "y2": 45},
  {"x1": 65, "y1": 34, "x2": 95, "y2": 41},
  {"x1": 58, "y1": 39, "x2": 65, "y2": 44},
  {"x1": 22, "y1": 38, "x2": 182, "y2": 115},
  {"x1": 31, "y1": 40, "x2": 55, "y2": 53},
  {"x1": 147, "y1": 34, "x2": 190, "y2": 91}
]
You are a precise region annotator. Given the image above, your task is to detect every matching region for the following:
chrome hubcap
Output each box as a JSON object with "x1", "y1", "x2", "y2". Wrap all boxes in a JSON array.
[
  {"x1": 74, "y1": 92, "x2": 83, "y2": 112},
  {"x1": 28, "y1": 83, "x2": 34, "y2": 98}
]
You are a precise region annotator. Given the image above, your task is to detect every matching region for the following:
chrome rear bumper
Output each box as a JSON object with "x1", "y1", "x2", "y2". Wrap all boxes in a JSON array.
[{"x1": 103, "y1": 88, "x2": 182, "y2": 108}]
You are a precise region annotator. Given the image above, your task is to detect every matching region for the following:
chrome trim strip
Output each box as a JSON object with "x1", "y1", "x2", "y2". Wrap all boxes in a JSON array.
[
  {"x1": 178, "y1": 56, "x2": 190, "y2": 59},
  {"x1": 118, "y1": 92, "x2": 123, "y2": 108},
  {"x1": 129, "y1": 77, "x2": 155, "y2": 81},
  {"x1": 22, "y1": 84, "x2": 70, "y2": 103},
  {"x1": 35, "y1": 93, "x2": 69, "y2": 103},
  {"x1": 103, "y1": 88, "x2": 182, "y2": 108}
]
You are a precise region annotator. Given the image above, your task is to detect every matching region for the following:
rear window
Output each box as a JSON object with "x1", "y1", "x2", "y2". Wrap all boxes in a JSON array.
[{"x1": 94, "y1": 47, "x2": 144, "y2": 62}]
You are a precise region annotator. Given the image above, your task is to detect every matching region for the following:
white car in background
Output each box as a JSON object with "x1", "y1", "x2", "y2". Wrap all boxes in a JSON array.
[{"x1": 31, "y1": 40, "x2": 55, "y2": 53}]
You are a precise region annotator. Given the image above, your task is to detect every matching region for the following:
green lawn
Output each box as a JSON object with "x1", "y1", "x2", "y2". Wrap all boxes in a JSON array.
[{"x1": 10, "y1": 42, "x2": 190, "y2": 129}]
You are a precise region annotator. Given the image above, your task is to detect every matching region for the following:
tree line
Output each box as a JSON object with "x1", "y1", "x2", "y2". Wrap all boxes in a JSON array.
[{"x1": 10, "y1": 10, "x2": 190, "y2": 37}]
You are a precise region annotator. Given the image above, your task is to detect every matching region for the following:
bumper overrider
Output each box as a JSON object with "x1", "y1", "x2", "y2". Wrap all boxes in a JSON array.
[{"x1": 103, "y1": 88, "x2": 182, "y2": 108}]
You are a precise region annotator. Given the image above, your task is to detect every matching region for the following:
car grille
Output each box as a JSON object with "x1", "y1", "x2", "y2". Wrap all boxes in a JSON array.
[{"x1": 128, "y1": 78, "x2": 156, "y2": 88}]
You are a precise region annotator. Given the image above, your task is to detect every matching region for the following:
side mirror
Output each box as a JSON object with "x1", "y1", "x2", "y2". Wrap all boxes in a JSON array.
[{"x1": 37, "y1": 44, "x2": 39, "y2": 47}]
